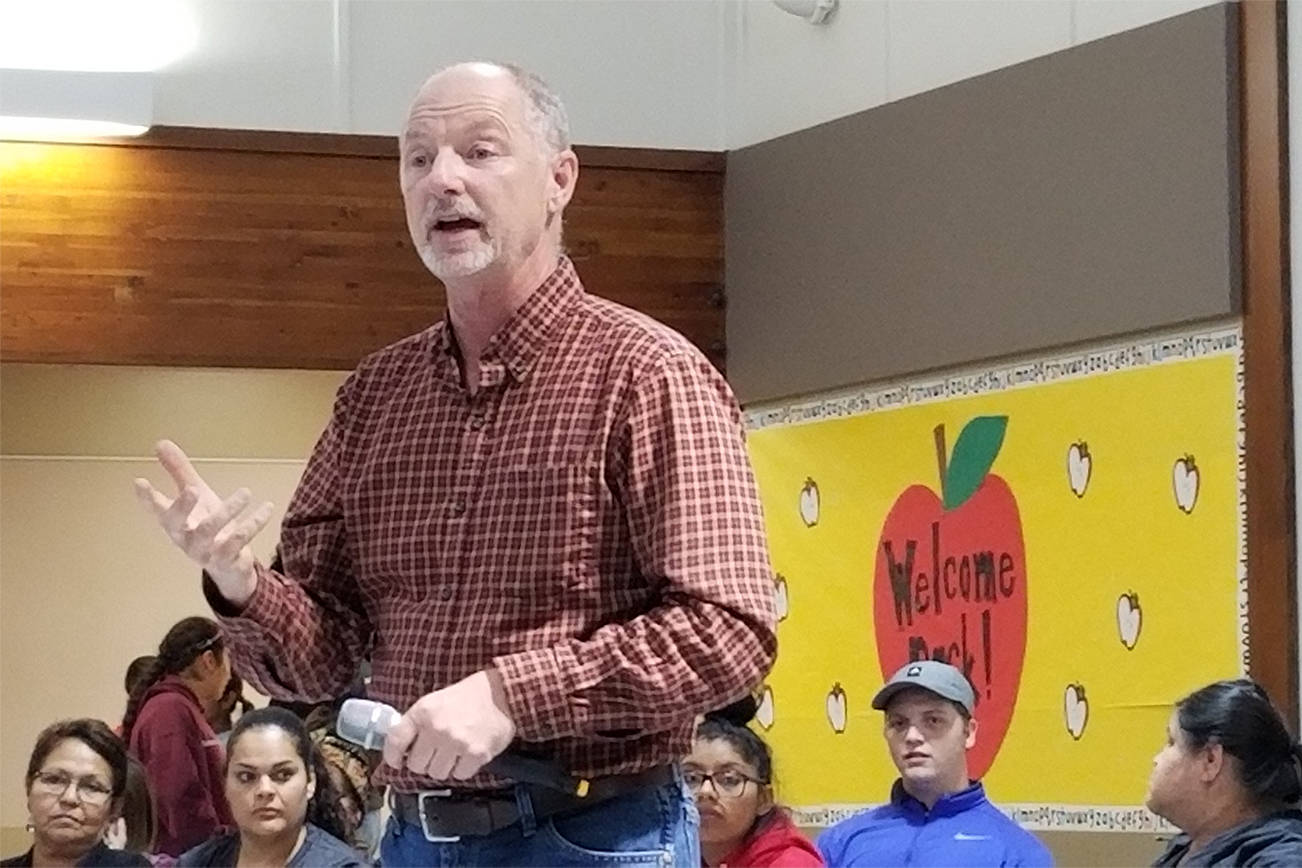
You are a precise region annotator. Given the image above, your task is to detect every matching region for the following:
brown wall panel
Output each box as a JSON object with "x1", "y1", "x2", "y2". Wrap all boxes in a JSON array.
[
  {"x1": 0, "y1": 130, "x2": 724, "y2": 370},
  {"x1": 725, "y1": 4, "x2": 1237, "y2": 403},
  {"x1": 1239, "y1": 0, "x2": 1298, "y2": 728}
]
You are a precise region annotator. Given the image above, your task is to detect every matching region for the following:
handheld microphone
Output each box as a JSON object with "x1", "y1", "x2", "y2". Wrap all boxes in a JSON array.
[{"x1": 336, "y1": 698, "x2": 590, "y2": 797}]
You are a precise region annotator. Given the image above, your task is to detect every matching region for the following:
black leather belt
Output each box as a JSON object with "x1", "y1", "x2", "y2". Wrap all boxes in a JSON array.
[{"x1": 391, "y1": 765, "x2": 675, "y2": 840}]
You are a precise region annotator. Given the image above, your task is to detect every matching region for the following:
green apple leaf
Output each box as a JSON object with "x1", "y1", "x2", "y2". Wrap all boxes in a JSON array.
[{"x1": 943, "y1": 416, "x2": 1008, "y2": 510}]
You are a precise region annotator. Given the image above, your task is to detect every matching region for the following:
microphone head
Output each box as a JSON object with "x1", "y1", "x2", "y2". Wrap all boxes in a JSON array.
[{"x1": 336, "y1": 698, "x2": 400, "y2": 751}]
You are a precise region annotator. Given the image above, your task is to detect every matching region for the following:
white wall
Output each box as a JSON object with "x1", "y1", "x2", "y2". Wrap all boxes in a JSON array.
[
  {"x1": 0, "y1": 364, "x2": 346, "y2": 835},
  {"x1": 724, "y1": 0, "x2": 1222, "y2": 148},
  {"x1": 5, "y1": 0, "x2": 1220, "y2": 150},
  {"x1": 154, "y1": 0, "x2": 728, "y2": 148}
]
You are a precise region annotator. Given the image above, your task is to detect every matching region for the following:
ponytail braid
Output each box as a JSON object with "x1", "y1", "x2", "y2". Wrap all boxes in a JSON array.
[{"x1": 121, "y1": 617, "x2": 223, "y2": 743}]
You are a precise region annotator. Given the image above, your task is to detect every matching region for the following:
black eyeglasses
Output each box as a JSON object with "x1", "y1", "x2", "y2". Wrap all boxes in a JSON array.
[{"x1": 683, "y1": 769, "x2": 762, "y2": 798}]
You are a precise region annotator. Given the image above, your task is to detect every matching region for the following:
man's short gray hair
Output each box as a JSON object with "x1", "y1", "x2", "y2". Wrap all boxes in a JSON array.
[{"x1": 496, "y1": 63, "x2": 571, "y2": 155}]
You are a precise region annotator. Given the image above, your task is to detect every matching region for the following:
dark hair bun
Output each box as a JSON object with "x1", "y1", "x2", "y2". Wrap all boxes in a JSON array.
[{"x1": 705, "y1": 695, "x2": 759, "y2": 727}]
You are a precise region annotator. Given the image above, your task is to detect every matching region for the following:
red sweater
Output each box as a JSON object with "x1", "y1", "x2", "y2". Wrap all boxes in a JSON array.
[
  {"x1": 714, "y1": 812, "x2": 825, "y2": 868},
  {"x1": 128, "y1": 677, "x2": 233, "y2": 856}
]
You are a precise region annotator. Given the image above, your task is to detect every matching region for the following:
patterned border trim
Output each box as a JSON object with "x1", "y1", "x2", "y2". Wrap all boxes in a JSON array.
[
  {"x1": 788, "y1": 803, "x2": 1177, "y2": 834},
  {"x1": 744, "y1": 324, "x2": 1242, "y2": 432},
  {"x1": 1235, "y1": 341, "x2": 1249, "y2": 676}
]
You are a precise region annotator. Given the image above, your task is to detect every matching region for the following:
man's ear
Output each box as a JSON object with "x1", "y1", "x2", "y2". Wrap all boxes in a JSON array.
[
  {"x1": 546, "y1": 149, "x2": 579, "y2": 218},
  {"x1": 964, "y1": 716, "x2": 979, "y2": 751}
]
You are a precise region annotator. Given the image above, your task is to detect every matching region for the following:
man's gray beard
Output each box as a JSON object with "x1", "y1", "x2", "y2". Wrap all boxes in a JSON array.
[{"x1": 418, "y1": 241, "x2": 498, "y2": 280}]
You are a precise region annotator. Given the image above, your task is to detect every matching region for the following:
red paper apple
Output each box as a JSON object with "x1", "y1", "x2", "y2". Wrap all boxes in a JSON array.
[{"x1": 872, "y1": 417, "x2": 1027, "y2": 777}]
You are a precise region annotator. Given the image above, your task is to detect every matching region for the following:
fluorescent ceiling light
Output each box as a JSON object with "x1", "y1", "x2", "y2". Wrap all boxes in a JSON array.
[
  {"x1": 0, "y1": 68, "x2": 153, "y2": 141},
  {"x1": 0, "y1": 116, "x2": 149, "y2": 140},
  {"x1": 0, "y1": 0, "x2": 197, "y2": 72}
]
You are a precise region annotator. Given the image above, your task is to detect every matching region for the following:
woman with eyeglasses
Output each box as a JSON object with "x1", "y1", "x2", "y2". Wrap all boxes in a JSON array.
[
  {"x1": 2, "y1": 719, "x2": 150, "y2": 867},
  {"x1": 685, "y1": 704, "x2": 824, "y2": 868},
  {"x1": 177, "y1": 707, "x2": 361, "y2": 868},
  {"x1": 121, "y1": 617, "x2": 234, "y2": 857}
]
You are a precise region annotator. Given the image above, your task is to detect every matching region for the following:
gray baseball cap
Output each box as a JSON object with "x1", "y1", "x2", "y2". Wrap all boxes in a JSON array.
[{"x1": 871, "y1": 660, "x2": 976, "y2": 715}]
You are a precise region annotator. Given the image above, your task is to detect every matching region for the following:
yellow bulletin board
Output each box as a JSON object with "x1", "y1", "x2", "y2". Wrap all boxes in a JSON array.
[{"x1": 744, "y1": 323, "x2": 1245, "y2": 832}]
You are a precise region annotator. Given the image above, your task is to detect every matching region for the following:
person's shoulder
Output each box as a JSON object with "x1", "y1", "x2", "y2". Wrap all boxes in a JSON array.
[
  {"x1": 294, "y1": 824, "x2": 365, "y2": 868},
  {"x1": 826, "y1": 802, "x2": 900, "y2": 832},
  {"x1": 1238, "y1": 810, "x2": 1302, "y2": 866},
  {"x1": 135, "y1": 690, "x2": 203, "y2": 732},
  {"x1": 175, "y1": 834, "x2": 236, "y2": 868},
  {"x1": 346, "y1": 326, "x2": 438, "y2": 389},
  {"x1": 575, "y1": 294, "x2": 706, "y2": 369},
  {"x1": 969, "y1": 802, "x2": 1051, "y2": 863},
  {"x1": 767, "y1": 842, "x2": 825, "y2": 868},
  {"x1": 817, "y1": 805, "x2": 899, "y2": 853},
  {"x1": 0, "y1": 849, "x2": 32, "y2": 866}
]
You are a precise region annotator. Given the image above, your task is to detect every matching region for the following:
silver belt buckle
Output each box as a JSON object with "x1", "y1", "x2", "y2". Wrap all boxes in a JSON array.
[{"x1": 417, "y1": 789, "x2": 462, "y2": 843}]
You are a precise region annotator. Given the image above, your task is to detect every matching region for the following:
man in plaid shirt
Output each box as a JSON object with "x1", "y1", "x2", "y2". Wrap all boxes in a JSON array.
[{"x1": 136, "y1": 61, "x2": 775, "y2": 865}]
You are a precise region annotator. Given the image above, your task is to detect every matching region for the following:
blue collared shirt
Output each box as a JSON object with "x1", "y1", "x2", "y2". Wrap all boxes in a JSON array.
[{"x1": 816, "y1": 780, "x2": 1053, "y2": 867}]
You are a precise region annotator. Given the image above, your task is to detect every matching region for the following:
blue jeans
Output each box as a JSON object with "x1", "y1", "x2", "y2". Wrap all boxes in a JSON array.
[{"x1": 381, "y1": 766, "x2": 700, "y2": 867}]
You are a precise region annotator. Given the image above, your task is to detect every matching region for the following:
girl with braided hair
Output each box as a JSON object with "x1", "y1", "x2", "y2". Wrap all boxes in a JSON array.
[{"x1": 122, "y1": 617, "x2": 234, "y2": 857}]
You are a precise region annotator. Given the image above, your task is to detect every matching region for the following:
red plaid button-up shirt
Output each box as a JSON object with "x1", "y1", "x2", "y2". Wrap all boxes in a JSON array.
[{"x1": 212, "y1": 257, "x2": 776, "y2": 792}]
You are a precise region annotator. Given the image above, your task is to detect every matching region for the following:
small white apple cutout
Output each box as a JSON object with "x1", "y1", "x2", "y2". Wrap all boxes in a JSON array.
[
  {"x1": 1067, "y1": 442, "x2": 1092, "y2": 498},
  {"x1": 1064, "y1": 683, "x2": 1089, "y2": 740},
  {"x1": 1173, "y1": 455, "x2": 1200, "y2": 514},
  {"x1": 1117, "y1": 592, "x2": 1142, "y2": 650},
  {"x1": 799, "y1": 478, "x2": 820, "y2": 527},
  {"x1": 826, "y1": 683, "x2": 848, "y2": 733},
  {"x1": 755, "y1": 685, "x2": 775, "y2": 730},
  {"x1": 774, "y1": 575, "x2": 790, "y2": 621}
]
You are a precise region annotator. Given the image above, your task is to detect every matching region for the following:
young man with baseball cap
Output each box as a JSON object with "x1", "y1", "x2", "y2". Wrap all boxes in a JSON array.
[{"x1": 817, "y1": 660, "x2": 1052, "y2": 867}]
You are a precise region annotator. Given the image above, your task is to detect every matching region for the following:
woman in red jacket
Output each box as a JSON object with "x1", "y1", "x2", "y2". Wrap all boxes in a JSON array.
[
  {"x1": 121, "y1": 617, "x2": 234, "y2": 857},
  {"x1": 685, "y1": 705, "x2": 824, "y2": 868}
]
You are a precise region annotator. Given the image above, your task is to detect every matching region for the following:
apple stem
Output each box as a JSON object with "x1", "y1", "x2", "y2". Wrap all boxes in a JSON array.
[{"x1": 934, "y1": 424, "x2": 948, "y2": 500}]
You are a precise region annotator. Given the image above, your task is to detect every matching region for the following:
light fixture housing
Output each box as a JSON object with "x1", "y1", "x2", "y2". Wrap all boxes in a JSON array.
[
  {"x1": 773, "y1": 0, "x2": 838, "y2": 25},
  {"x1": 0, "y1": 68, "x2": 153, "y2": 141}
]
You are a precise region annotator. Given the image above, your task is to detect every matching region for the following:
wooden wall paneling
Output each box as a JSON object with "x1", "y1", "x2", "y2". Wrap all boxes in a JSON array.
[
  {"x1": 0, "y1": 128, "x2": 725, "y2": 371},
  {"x1": 1240, "y1": 0, "x2": 1298, "y2": 729}
]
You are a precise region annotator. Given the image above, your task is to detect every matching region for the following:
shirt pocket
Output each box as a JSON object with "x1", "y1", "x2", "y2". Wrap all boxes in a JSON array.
[{"x1": 472, "y1": 463, "x2": 600, "y2": 601}]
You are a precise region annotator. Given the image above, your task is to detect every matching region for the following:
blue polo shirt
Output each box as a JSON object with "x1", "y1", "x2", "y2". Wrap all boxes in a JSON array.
[{"x1": 816, "y1": 781, "x2": 1053, "y2": 867}]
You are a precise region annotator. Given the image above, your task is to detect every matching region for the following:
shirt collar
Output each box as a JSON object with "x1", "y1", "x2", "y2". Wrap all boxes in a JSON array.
[
  {"x1": 889, "y1": 779, "x2": 987, "y2": 818},
  {"x1": 432, "y1": 256, "x2": 584, "y2": 384}
]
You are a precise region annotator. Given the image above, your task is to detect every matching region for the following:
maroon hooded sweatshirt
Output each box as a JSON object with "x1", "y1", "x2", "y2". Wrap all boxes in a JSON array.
[{"x1": 128, "y1": 676, "x2": 233, "y2": 856}]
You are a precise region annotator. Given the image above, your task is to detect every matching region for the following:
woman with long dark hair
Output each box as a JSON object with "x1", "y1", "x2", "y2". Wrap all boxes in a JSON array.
[
  {"x1": 1148, "y1": 679, "x2": 1302, "y2": 866},
  {"x1": 123, "y1": 617, "x2": 234, "y2": 857},
  {"x1": 685, "y1": 699, "x2": 823, "y2": 868},
  {"x1": 103, "y1": 755, "x2": 157, "y2": 856},
  {"x1": 177, "y1": 707, "x2": 362, "y2": 868}
]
